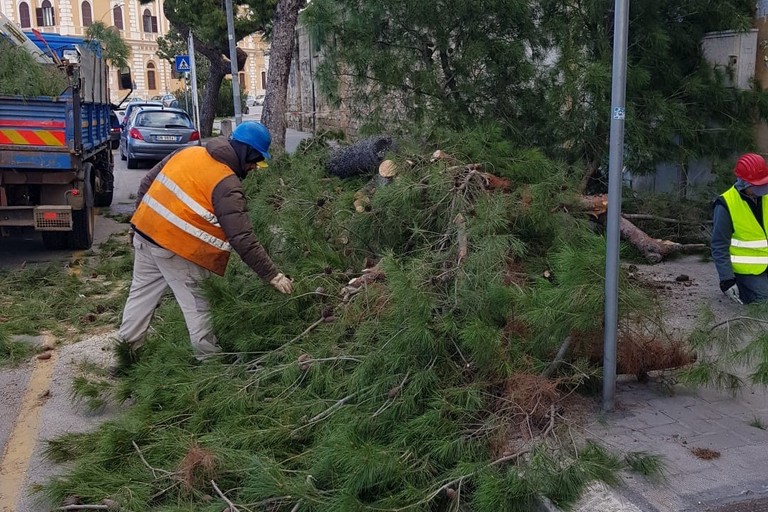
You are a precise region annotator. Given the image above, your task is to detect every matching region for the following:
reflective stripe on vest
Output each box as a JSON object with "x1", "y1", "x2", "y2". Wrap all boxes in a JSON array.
[
  {"x1": 154, "y1": 173, "x2": 223, "y2": 228},
  {"x1": 130, "y1": 146, "x2": 235, "y2": 275},
  {"x1": 141, "y1": 195, "x2": 232, "y2": 252},
  {"x1": 722, "y1": 186, "x2": 768, "y2": 275}
]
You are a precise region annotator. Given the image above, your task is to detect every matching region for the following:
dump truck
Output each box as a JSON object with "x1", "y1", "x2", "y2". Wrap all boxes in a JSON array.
[{"x1": 0, "y1": 15, "x2": 115, "y2": 250}]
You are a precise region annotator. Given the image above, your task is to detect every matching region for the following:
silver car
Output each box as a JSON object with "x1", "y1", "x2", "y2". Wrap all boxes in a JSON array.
[{"x1": 120, "y1": 108, "x2": 200, "y2": 169}]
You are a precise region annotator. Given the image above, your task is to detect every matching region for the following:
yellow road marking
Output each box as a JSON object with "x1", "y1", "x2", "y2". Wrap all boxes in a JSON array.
[{"x1": 0, "y1": 349, "x2": 57, "y2": 512}]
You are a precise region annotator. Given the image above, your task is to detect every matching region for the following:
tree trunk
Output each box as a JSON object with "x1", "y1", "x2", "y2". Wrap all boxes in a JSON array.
[
  {"x1": 578, "y1": 195, "x2": 707, "y2": 263},
  {"x1": 262, "y1": 0, "x2": 304, "y2": 153},
  {"x1": 199, "y1": 58, "x2": 228, "y2": 137}
]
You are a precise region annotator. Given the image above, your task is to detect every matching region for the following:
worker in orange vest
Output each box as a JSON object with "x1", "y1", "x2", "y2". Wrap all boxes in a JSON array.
[{"x1": 114, "y1": 121, "x2": 293, "y2": 372}]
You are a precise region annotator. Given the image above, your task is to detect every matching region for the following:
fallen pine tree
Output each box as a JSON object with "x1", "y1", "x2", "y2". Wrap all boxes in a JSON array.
[{"x1": 44, "y1": 128, "x2": 681, "y2": 511}]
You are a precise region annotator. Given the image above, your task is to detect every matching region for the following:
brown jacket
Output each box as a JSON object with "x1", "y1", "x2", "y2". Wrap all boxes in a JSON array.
[{"x1": 134, "y1": 138, "x2": 279, "y2": 282}]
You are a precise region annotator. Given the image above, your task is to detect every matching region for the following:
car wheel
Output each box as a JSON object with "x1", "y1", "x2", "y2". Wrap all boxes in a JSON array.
[{"x1": 127, "y1": 157, "x2": 139, "y2": 169}]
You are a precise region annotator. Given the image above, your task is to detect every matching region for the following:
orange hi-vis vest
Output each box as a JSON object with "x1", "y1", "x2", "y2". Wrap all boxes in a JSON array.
[{"x1": 131, "y1": 147, "x2": 234, "y2": 275}]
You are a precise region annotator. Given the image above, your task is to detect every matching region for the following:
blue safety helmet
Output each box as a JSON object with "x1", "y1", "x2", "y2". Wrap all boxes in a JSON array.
[{"x1": 231, "y1": 121, "x2": 271, "y2": 160}]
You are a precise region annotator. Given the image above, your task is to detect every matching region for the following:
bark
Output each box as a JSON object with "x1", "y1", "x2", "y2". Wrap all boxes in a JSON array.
[
  {"x1": 262, "y1": 0, "x2": 304, "y2": 153},
  {"x1": 200, "y1": 58, "x2": 228, "y2": 137},
  {"x1": 579, "y1": 195, "x2": 707, "y2": 263}
]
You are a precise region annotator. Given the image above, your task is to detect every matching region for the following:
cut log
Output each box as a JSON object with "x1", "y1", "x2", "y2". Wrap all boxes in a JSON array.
[
  {"x1": 431, "y1": 150, "x2": 461, "y2": 165},
  {"x1": 379, "y1": 159, "x2": 398, "y2": 178}
]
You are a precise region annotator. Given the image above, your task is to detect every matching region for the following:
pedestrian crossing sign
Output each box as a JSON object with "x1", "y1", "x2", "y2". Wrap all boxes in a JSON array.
[{"x1": 175, "y1": 55, "x2": 190, "y2": 73}]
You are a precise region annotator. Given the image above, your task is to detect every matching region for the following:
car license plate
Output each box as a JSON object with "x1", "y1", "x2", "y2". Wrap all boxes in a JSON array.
[{"x1": 156, "y1": 135, "x2": 177, "y2": 142}]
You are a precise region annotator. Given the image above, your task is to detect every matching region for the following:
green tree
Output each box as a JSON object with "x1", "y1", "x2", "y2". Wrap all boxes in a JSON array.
[
  {"x1": 305, "y1": 0, "x2": 768, "y2": 190},
  {"x1": 535, "y1": 0, "x2": 763, "y2": 188},
  {"x1": 139, "y1": 0, "x2": 271, "y2": 137},
  {"x1": 85, "y1": 21, "x2": 131, "y2": 70}
]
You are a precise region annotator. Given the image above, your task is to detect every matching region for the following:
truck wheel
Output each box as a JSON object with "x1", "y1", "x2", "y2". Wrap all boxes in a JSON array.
[
  {"x1": 95, "y1": 188, "x2": 114, "y2": 207},
  {"x1": 42, "y1": 231, "x2": 68, "y2": 250},
  {"x1": 127, "y1": 157, "x2": 138, "y2": 169},
  {"x1": 92, "y1": 161, "x2": 114, "y2": 207},
  {"x1": 69, "y1": 206, "x2": 95, "y2": 249}
]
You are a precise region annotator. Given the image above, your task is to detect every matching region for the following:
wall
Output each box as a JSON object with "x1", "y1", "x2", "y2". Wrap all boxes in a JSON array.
[
  {"x1": 701, "y1": 29, "x2": 758, "y2": 90},
  {"x1": 286, "y1": 23, "x2": 357, "y2": 135}
]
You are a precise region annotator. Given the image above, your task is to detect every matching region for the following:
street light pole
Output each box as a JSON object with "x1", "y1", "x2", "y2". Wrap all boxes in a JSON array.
[
  {"x1": 603, "y1": 0, "x2": 631, "y2": 413},
  {"x1": 225, "y1": 0, "x2": 242, "y2": 126}
]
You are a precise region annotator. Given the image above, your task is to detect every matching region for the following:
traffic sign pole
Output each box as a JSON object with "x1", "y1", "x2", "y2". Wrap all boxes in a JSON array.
[
  {"x1": 188, "y1": 32, "x2": 201, "y2": 133},
  {"x1": 225, "y1": 0, "x2": 242, "y2": 126}
]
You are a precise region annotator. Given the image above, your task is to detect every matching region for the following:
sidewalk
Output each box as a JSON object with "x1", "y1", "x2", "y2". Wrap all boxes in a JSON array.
[{"x1": 561, "y1": 257, "x2": 768, "y2": 512}]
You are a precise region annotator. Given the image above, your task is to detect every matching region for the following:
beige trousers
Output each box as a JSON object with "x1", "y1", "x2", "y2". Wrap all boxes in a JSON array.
[{"x1": 118, "y1": 233, "x2": 222, "y2": 359}]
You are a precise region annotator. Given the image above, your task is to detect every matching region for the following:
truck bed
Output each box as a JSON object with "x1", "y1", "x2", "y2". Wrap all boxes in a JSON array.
[{"x1": 0, "y1": 94, "x2": 110, "y2": 170}]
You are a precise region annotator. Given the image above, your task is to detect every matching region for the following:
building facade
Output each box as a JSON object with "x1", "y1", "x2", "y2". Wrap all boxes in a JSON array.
[{"x1": 0, "y1": 0, "x2": 268, "y2": 105}]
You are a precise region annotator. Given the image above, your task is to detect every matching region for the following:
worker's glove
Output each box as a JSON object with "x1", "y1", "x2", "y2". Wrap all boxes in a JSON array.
[
  {"x1": 722, "y1": 283, "x2": 743, "y2": 305},
  {"x1": 269, "y1": 273, "x2": 294, "y2": 294},
  {"x1": 128, "y1": 228, "x2": 135, "y2": 246}
]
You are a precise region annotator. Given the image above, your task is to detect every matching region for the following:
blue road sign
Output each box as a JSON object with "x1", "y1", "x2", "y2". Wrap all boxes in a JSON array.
[{"x1": 175, "y1": 55, "x2": 190, "y2": 73}]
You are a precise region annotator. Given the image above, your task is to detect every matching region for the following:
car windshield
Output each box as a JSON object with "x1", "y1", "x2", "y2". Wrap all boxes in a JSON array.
[{"x1": 135, "y1": 111, "x2": 193, "y2": 129}]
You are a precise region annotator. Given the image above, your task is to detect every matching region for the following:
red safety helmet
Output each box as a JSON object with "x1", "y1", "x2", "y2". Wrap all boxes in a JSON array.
[{"x1": 734, "y1": 153, "x2": 768, "y2": 186}]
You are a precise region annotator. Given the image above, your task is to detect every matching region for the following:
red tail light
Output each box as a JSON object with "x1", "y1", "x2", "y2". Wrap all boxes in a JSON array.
[
  {"x1": 129, "y1": 128, "x2": 144, "y2": 140},
  {"x1": 189, "y1": 131, "x2": 200, "y2": 141}
]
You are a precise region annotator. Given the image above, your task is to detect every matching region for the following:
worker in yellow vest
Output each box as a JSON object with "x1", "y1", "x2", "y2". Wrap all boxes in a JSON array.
[
  {"x1": 114, "y1": 122, "x2": 293, "y2": 371},
  {"x1": 712, "y1": 153, "x2": 768, "y2": 304}
]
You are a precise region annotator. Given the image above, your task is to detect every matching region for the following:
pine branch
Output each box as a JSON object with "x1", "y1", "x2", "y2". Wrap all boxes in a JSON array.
[
  {"x1": 132, "y1": 441, "x2": 172, "y2": 479},
  {"x1": 211, "y1": 480, "x2": 240, "y2": 512},
  {"x1": 708, "y1": 316, "x2": 768, "y2": 333},
  {"x1": 292, "y1": 394, "x2": 356, "y2": 434},
  {"x1": 372, "y1": 371, "x2": 410, "y2": 417},
  {"x1": 622, "y1": 213, "x2": 710, "y2": 225},
  {"x1": 542, "y1": 336, "x2": 572, "y2": 378},
  {"x1": 57, "y1": 506, "x2": 110, "y2": 511}
]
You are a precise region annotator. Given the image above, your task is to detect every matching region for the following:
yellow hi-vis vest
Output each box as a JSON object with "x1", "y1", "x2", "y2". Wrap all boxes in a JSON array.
[
  {"x1": 131, "y1": 147, "x2": 234, "y2": 275},
  {"x1": 722, "y1": 186, "x2": 768, "y2": 275}
]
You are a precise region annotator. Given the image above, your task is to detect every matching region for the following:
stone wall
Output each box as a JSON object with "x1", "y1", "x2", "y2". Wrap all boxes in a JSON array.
[{"x1": 286, "y1": 23, "x2": 358, "y2": 136}]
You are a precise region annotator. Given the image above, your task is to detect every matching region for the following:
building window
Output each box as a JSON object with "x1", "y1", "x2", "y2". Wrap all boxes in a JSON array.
[
  {"x1": 142, "y1": 9, "x2": 158, "y2": 33},
  {"x1": 238, "y1": 72, "x2": 245, "y2": 87},
  {"x1": 118, "y1": 67, "x2": 132, "y2": 90},
  {"x1": 261, "y1": 71, "x2": 266, "y2": 89},
  {"x1": 81, "y1": 1, "x2": 92, "y2": 26},
  {"x1": 36, "y1": 0, "x2": 56, "y2": 27},
  {"x1": 112, "y1": 5, "x2": 123, "y2": 30},
  {"x1": 19, "y1": 2, "x2": 31, "y2": 28},
  {"x1": 147, "y1": 62, "x2": 156, "y2": 90}
]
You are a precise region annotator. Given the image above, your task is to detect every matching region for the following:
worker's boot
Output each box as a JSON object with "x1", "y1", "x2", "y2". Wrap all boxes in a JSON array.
[{"x1": 108, "y1": 341, "x2": 141, "y2": 378}]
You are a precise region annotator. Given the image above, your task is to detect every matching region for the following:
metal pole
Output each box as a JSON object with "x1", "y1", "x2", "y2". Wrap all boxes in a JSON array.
[
  {"x1": 225, "y1": 0, "x2": 242, "y2": 126},
  {"x1": 603, "y1": 0, "x2": 630, "y2": 413},
  {"x1": 188, "y1": 30, "x2": 201, "y2": 132}
]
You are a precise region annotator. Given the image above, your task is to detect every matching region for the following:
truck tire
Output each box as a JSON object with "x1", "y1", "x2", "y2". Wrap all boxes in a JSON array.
[
  {"x1": 69, "y1": 206, "x2": 95, "y2": 249},
  {"x1": 42, "y1": 231, "x2": 69, "y2": 250},
  {"x1": 91, "y1": 160, "x2": 114, "y2": 207}
]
